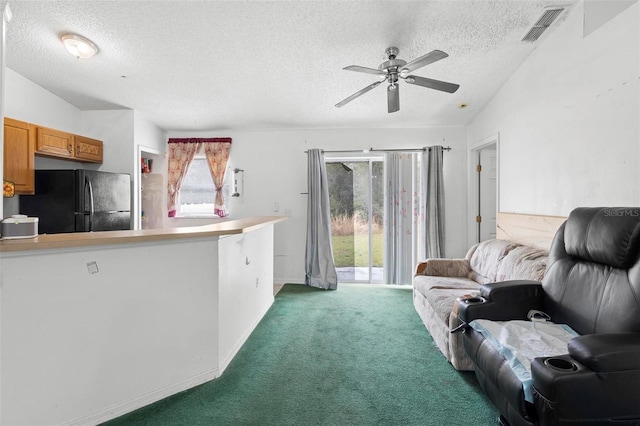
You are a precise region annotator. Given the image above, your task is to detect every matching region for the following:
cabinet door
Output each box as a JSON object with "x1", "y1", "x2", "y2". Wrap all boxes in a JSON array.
[
  {"x1": 4, "y1": 118, "x2": 36, "y2": 194},
  {"x1": 74, "y1": 135, "x2": 103, "y2": 163},
  {"x1": 36, "y1": 126, "x2": 74, "y2": 158}
]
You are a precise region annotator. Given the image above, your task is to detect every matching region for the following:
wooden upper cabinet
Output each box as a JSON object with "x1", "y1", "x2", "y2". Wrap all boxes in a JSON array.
[
  {"x1": 34, "y1": 125, "x2": 103, "y2": 163},
  {"x1": 36, "y1": 126, "x2": 74, "y2": 158},
  {"x1": 4, "y1": 118, "x2": 36, "y2": 194},
  {"x1": 74, "y1": 135, "x2": 103, "y2": 163}
]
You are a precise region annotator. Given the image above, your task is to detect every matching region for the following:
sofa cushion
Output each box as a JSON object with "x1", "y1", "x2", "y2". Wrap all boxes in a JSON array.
[
  {"x1": 413, "y1": 275, "x2": 480, "y2": 298},
  {"x1": 496, "y1": 245, "x2": 547, "y2": 282},
  {"x1": 426, "y1": 287, "x2": 479, "y2": 326},
  {"x1": 469, "y1": 239, "x2": 520, "y2": 284}
]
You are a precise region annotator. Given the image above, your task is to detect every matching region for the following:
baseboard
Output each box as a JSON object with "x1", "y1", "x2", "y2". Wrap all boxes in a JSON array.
[
  {"x1": 218, "y1": 296, "x2": 274, "y2": 374},
  {"x1": 274, "y1": 277, "x2": 304, "y2": 285},
  {"x1": 68, "y1": 368, "x2": 220, "y2": 426}
]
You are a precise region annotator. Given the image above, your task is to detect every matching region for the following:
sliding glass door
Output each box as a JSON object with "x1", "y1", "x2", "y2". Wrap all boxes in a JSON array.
[{"x1": 326, "y1": 155, "x2": 383, "y2": 283}]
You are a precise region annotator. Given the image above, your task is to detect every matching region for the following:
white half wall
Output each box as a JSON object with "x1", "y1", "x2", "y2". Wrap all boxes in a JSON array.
[
  {"x1": 1, "y1": 239, "x2": 220, "y2": 426},
  {"x1": 167, "y1": 127, "x2": 469, "y2": 283},
  {"x1": 467, "y1": 1, "x2": 640, "y2": 217}
]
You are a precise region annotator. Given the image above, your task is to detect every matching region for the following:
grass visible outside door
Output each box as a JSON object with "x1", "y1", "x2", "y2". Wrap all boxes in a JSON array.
[{"x1": 331, "y1": 213, "x2": 383, "y2": 268}]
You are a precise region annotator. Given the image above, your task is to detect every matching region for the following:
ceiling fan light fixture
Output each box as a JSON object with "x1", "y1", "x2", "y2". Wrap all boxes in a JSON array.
[
  {"x1": 61, "y1": 33, "x2": 98, "y2": 59},
  {"x1": 405, "y1": 77, "x2": 416, "y2": 84}
]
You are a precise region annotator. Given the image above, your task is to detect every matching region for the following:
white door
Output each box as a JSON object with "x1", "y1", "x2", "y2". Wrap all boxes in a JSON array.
[{"x1": 478, "y1": 148, "x2": 497, "y2": 242}]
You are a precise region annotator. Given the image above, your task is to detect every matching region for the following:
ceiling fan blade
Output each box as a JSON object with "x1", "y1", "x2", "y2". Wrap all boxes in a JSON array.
[
  {"x1": 401, "y1": 50, "x2": 449, "y2": 74},
  {"x1": 387, "y1": 84, "x2": 399, "y2": 113},
  {"x1": 343, "y1": 65, "x2": 387, "y2": 76},
  {"x1": 335, "y1": 80, "x2": 384, "y2": 108},
  {"x1": 404, "y1": 75, "x2": 460, "y2": 93}
]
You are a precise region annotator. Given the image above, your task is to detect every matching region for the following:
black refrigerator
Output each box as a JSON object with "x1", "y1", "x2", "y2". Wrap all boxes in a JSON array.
[{"x1": 20, "y1": 170, "x2": 132, "y2": 234}]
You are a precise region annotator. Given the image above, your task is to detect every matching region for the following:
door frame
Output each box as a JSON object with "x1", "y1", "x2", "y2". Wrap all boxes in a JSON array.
[
  {"x1": 467, "y1": 133, "x2": 500, "y2": 248},
  {"x1": 135, "y1": 145, "x2": 165, "y2": 230}
]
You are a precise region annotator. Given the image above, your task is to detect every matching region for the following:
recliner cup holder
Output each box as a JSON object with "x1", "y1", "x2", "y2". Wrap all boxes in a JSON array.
[
  {"x1": 544, "y1": 357, "x2": 577, "y2": 372},
  {"x1": 464, "y1": 297, "x2": 485, "y2": 304}
]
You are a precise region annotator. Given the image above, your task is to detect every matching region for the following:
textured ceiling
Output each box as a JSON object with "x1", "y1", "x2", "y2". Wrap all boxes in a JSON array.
[{"x1": 5, "y1": 0, "x2": 575, "y2": 131}]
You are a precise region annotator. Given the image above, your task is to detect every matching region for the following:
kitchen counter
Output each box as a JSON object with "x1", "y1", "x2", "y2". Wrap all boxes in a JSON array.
[
  {"x1": 1, "y1": 215, "x2": 286, "y2": 425},
  {"x1": 0, "y1": 215, "x2": 286, "y2": 252}
]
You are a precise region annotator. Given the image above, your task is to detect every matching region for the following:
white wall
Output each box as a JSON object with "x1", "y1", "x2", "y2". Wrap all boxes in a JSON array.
[
  {"x1": 467, "y1": 1, "x2": 640, "y2": 217},
  {"x1": 168, "y1": 126, "x2": 468, "y2": 283},
  {"x1": 4, "y1": 68, "x2": 82, "y2": 133},
  {"x1": 134, "y1": 110, "x2": 166, "y2": 154},
  {"x1": 0, "y1": 4, "x2": 6, "y2": 220},
  {"x1": 82, "y1": 109, "x2": 135, "y2": 175},
  {"x1": 133, "y1": 111, "x2": 167, "y2": 229}
]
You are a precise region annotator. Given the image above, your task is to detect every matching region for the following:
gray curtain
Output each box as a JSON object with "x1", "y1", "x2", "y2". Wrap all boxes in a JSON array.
[
  {"x1": 305, "y1": 149, "x2": 338, "y2": 290},
  {"x1": 424, "y1": 146, "x2": 445, "y2": 258}
]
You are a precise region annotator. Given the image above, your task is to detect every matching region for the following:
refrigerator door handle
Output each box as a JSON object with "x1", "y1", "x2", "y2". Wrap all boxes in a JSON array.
[{"x1": 85, "y1": 177, "x2": 95, "y2": 231}]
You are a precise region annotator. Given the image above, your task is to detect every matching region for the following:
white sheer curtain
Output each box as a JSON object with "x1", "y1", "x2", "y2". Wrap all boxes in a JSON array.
[
  {"x1": 384, "y1": 146, "x2": 445, "y2": 285},
  {"x1": 305, "y1": 149, "x2": 338, "y2": 290},
  {"x1": 383, "y1": 152, "x2": 421, "y2": 285}
]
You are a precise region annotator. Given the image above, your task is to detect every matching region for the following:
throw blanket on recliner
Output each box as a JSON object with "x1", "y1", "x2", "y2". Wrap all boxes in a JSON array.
[{"x1": 469, "y1": 320, "x2": 578, "y2": 403}]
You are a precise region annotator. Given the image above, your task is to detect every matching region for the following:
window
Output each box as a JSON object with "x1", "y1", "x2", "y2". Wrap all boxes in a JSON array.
[
  {"x1": 166, "y1": 137, "x2": 232, "y2": 218},
  {"x1": 177, "y1": 155, "x2": 227, "y2": 217}
]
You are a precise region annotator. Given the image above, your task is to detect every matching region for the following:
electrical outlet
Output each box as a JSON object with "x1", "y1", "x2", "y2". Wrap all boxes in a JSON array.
[
  {"x1": 255, "y1": 277, "x2": 260, "y2": 287},
  {"x1": 87, "y1": 261, "x2": 99, "y2": 274},
  {"x1": 273, "y1": 202, "x2": 279, "y2": 212}
]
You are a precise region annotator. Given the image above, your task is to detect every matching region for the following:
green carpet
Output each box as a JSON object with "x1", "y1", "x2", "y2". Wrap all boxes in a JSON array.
[{"x1": 105, "y1": 284, "x2": 497, "y2": 425}]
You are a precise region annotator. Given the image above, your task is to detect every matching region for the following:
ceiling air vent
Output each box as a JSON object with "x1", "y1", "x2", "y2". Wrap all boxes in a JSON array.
[{"x1": 522, "y1": 7, "x2": 565, "y2": 42}]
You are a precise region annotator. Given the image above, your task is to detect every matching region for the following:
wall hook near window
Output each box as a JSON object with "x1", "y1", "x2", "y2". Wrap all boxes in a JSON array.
[{"x1": 232, "y1": 168, "x2": 244, "y2": 197}]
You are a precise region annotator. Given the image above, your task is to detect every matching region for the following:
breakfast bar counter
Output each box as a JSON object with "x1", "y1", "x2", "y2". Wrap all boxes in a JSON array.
[
  {"x1": 0, "y1": 215, "x2": 286, "y2": 252},
  {"x1": 0, "y1": 216, "x2": 286, "y2": 426}
]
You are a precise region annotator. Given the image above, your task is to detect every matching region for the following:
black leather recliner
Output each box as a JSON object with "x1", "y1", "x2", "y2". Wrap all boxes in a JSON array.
[{"x1": 458, "y1": 207, "x2": 640, "y2": 426}]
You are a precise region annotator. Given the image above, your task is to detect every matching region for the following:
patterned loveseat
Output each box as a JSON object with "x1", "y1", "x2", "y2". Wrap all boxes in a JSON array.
[{"x1": 413, "y1": 239, "x2": 547, "y2": 370}]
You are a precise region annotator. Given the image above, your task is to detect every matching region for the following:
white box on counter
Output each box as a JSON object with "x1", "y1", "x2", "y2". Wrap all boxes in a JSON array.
[{"x1": 1, "y1": 215, "x2": 39, "y2": 239}]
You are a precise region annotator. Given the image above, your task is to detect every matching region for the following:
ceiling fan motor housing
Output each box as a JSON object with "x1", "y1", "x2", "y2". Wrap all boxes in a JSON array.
[
  {"x1": 378, "y1": 59, "x2": 406, "y2": 73},
  {"x1": 379, "y1": 47, "x2": 406, "y2": 85},
  {"x1": 385, "y1": 46, "x2": 400, "y2": 59}
]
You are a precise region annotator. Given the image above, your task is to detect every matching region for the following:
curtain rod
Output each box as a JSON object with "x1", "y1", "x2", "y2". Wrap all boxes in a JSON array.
[{"x1": 304, "y1": 146, "x2": 451, "y2": 154}]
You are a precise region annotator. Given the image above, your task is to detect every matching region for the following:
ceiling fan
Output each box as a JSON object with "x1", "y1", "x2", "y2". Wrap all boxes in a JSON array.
[{"x1": 335, "y1": 47, "x2": 460, "y2": 113}]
